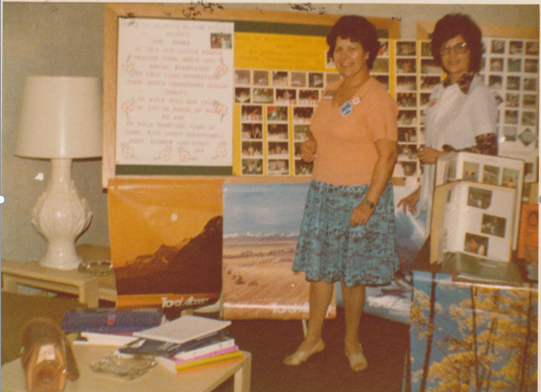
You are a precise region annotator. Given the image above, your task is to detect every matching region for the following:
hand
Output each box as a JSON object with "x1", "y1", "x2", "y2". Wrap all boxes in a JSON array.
[
  {"x1": 301, "y1": 138, "x2": 317, "y2": 163},
  {"x1": 350, "y1": 202, "x2": 374, "y2": 227},
  {"x1": 397, "y1": 188, "x2": 421, "y2": 215},
  {"x1": 418, "y1": 147, "x2": 444, "y2": 164}
]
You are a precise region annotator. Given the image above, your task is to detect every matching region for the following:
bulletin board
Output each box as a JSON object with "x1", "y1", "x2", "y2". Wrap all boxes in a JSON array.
[{"x1": 102, "y1": 3, "x2": 400, "y2": 188}]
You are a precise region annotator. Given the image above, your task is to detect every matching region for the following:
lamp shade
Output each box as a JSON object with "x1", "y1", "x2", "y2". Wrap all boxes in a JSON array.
[{"x1": 16, "y1": 76, "x2": 102, "y2": 159}]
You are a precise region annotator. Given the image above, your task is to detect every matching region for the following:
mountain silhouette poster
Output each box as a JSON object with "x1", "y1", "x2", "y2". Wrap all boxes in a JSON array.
[
  {"x1": 222, "y1": 182, "x2": 337, "y2": 320},
  {"x1": 108, "y1": 178, "x2": 224, "y2": 310}
]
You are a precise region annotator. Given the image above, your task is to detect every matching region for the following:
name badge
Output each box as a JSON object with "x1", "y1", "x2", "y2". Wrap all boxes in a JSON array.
[{"x1": 341, "y1": 101, "x2": 353, "y2": 116}]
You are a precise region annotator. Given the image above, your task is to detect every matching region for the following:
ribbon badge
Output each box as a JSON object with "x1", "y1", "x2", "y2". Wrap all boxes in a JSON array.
[{"x1": 341, "y1": 101, "x2": 353, "y2": 116}]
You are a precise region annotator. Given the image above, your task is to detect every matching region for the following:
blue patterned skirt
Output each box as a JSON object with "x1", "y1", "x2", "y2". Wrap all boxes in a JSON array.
[{"x1": 292, "y1": 180, "x2": 399, "y2": 287}]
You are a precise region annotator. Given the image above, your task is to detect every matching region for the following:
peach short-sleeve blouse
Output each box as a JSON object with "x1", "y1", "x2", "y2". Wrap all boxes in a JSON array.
[{"x1": 310, "y1": 77, "x2": 398, "y2": 186}]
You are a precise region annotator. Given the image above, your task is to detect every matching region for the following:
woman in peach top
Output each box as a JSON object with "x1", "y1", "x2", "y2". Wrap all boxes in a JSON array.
[{"x1": 284, "y1": 16, "x2": 399, "y2": 372}]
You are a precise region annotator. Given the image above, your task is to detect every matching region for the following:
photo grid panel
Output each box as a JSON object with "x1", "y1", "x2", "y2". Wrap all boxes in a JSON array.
[
  {"x1": 480, "y1": 37, "x2": 539, "y2": 182},
  {"x1": 236, "y1": 68, "x2": 340, "y2": 176}
]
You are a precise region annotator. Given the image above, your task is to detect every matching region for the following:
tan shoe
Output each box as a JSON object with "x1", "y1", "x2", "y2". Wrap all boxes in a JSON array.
[
  {"x1": 345, "y1": 344, "x2": 368, "y2": 372},
  {"x1": 283, "y1": 339, "x2": 325, "y2": 366}
]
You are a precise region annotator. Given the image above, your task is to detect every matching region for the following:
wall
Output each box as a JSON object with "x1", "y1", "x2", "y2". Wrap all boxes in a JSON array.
[{"x1": 1, "y1": 2, "x2": 538, "y2": 262}]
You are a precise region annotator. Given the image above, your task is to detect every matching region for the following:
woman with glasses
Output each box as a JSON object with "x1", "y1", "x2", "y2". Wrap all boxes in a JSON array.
[{"x1": 398, "y1": 14, "x2": 498, "y2": 262}]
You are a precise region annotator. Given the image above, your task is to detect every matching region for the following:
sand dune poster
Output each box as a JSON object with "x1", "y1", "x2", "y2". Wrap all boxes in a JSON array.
[
  {"x1": 222, "y1": 182, "x2": 336, "y2": 320},
  {"x1": 108, "y1": 178, "x2": 223, "y2": 310}
]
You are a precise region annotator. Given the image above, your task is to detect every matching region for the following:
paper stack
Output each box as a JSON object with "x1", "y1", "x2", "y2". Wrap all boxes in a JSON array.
[{"x1": 118, "y1": 315, "x2": 242, "y2": 373}]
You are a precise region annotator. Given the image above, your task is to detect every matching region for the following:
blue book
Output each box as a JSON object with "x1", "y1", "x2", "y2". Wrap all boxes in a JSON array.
[{"x1": 61, "y1": 308, "x2": 164, "y2": 333}]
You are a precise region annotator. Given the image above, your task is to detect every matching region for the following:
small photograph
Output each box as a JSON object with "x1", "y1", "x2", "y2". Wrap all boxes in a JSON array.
[
  {"x1": 241, "y1": 123, "x2": 263, "y2": 140},
  {"x1": 325, "y1": 50, "x2": 336, "y2": 69},
  {"x1": 504, "y1": 110, "x2": 519, "y2": 125},
  {"x1": 291, "y1": 72, "x2": 306, "y2": 88},
  {"x1": 491, "y1": 39, "x2": 505, "y2": 54},
  {"x1": 488, "y1": 75, "x2": 503, "y2": 89},
  {"x1": 293, "y1": 107, "x2": 314, "y2": 124},
  {"x1": 268, "y1": 159, "x2": 289, "y2": 176},
  {"x1": 509, "y1": 40, "x2": 524, "y2": 55},
  {"x1": 398, "y1": 110, "x2": 417, "y2": 127},
  {"x1": 295, "y1": 160, "x2": 313, "y2": 176},
  {"x1": 398, "y1": 144, "x2": 418, "y2": 161},
  {"x1": 272, "y1": 71, "x2": 288, "y2": 87},
  {"x1": 241, "y1": 105, "x2": 263, "y2": 122},
  {"x1": 267, "y1": 123, "x2": 289, "y2": 141},
  {"x1": 525, "y1": 41, "x2": 539, "y2": 56},
  {"x1": 522, "y1": 111, "x2": 536, "y2": 126},
  {"x1": 400, "y1": 161, "x2": 417, "y2": 177},
  {"x1": 267, "y1": 106, "x2": 288, "y2": 122},
  {"x1": 242, "y1": 158, "x2": 263, "y2": 175},
  {"x1": 506, "y1": 76, "x2": 521, "y2": 91},
  {"x1": 396, "y1": 59, "x2": 416, "y2": 74},
  {"x1": 445, "y1": 161, "x2": 457, "y2": 183},
  {"x1": 523, "y1": 77, "x2": 537, "y2": 92},
  {"x1": 397, "y1": 93, "x2": 417, "y2": 108},
  {"x1": 420, "y1": 93, "x2": 431, "y2": 107},
  {"x1": 490, "y1": 58, "x2": 504, "y2": 72},
  {"x1": 241, "y1": 141, "x2": 263, "y2": 157},
  {"x1": 519, "y1": 128, "x2": 536, "y2": 147},
  {"x1": 276, "y1": 89, "x2": 297, "y2": 105},
  {"x1": 378, "y1": 40, "x2": 390, "y2": 57},
  {"x1": 308, "y1": 73, "x2": 324, "y2": 88},
  {"x1": 235, "y1": 88, "x2": 251, "y2": 104},
  {"x1": 463, "y1": 161, "x2": 480, "y2": 182},
  {"x1": 505, "y1": 93, "x2": 520, "y2": 108},
  {"x1": 507, "y1": 58, "x2": 521, "y2": 73},
  {"x1": 502, "y1": 126, "x2": 518, "y2": 142},
  {"x1": 481, "y1": 214, "x2": 507, "y2": 238},
  {"x1": 210, "y1": 33, "x2": 232, "y2": 49},
  {"x1": 396, "y1": 76, "x2": 417, "y2": 92},
  {"x1": 421, "y1": 59, "x2": 441, "y2": 74},
  {"x1": 398, "y1": 128, "x2": 416, "y2": 143},
  {"x1": 420, "y1": 76, "x2": 440, "y2": 91},
  {"x1": 421, "y1": 41, "x2": 432, "y2": 57},
  {"x1": 464, "y1": 233, "x2": 489, "y2": 256},
  {"x1": 396, "y1": 41, "x2": 416, "y2": 56},
  {"x1": 326, "y1": 73, "x2": 341, "y2": 85},
  {"x1": 294, "y1": 125, "x2": 311, "y2": 141},
  {"x1": 482, "y1": 165, "x2": 501, "y2": 186},
  {"x1": 235, "y1": 70, "x2": 250, "y2": 86},
  {"x1": 373, "y1": 58, "x2": 390, "y2": 73},
  {"x1": 522, "y1": 94, "x2": 537, "y2": 109},
  {"x1": 253, "y1": 70, "x2": 270, "y2": 86},
  {"x1": 252, "y1": 88, "x2": 274, "y2": 104},
  {"x1": 268, "y1": 141, "x2": 289, "y2": 158},
  {"x1": 501, "y1": 168, "x2": 520, "y2": 189},
  {"x1": 298, "y1": 90, "x2": 319, "y2": 106},
  {"x1": 524, "y1": 58, "x2": 538, "y2": 73},
  {"x1": 467, "y1": 186, "x2": 492, "y2": 209},
  {"x1": 374, "y1": 75, "x2": 389, "y2": 90}
]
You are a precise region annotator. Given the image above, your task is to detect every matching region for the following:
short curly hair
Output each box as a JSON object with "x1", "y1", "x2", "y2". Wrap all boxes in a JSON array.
[
  {"x1": 327, "y1": 15, "x2": 380, "y2": 70},
  {"x1": 431, "y1": 13, "x2": 483, "y2": 74}
]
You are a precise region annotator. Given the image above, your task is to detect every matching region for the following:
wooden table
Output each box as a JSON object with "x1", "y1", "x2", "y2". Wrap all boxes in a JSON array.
[
  {"x1": 1, "y1": 259, "x2": 117, "y2": 308},
  {"x1": 1, "y1": 345, "x2": 251, "y2": 392}
]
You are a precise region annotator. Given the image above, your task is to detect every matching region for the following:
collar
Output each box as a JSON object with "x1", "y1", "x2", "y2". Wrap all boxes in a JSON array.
[{"x1": 442, "y1": 73, "x2": 475, "y2": 94}]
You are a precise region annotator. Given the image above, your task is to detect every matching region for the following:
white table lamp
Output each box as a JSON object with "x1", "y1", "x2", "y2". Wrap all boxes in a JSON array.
[{"x1": 16, "y1": 76, "x2": 102, "y2": 270}]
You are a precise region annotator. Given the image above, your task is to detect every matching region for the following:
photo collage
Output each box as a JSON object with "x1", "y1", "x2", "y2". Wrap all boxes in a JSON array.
[
  {"x1": 236, "y1": 68, "x2": 340, "y2": 176},
  {"x1": 480, "y1": 38, "x2": 539, "y2": 181}
]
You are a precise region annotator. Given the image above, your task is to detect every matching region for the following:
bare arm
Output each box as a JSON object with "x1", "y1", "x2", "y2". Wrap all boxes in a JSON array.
[{"x1": 350, "y1": 139, "x2": 397, "y2": 227}]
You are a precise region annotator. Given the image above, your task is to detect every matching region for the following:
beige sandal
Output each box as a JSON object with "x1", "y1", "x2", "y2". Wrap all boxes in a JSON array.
[
  {"x1": 345, "y1": 344, "x2": 368, "y2": 372},
  {"x1": 283, "y1": 339, "x2": 325, "y2": 366}
]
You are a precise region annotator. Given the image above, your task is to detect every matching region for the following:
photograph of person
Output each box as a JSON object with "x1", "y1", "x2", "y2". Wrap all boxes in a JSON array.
[
  {"x1": 481, "y1": 214, "x2": 506, "y2": 238},
  {"x1": 464, "y1": 233, "x2": 489, "y2": 256},
  {"x1": 284, "y1": 15, "x2": 399, "y2": 373},
  {"x1": 463, "y1": 161, "x2": 480, "y2": 182},
  {"x1": 467, "y1": 187, "x2": 492, "y2": 209}
]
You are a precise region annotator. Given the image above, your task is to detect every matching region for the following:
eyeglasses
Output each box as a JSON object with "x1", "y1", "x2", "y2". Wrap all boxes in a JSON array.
[{"x1": 440, "y1": 42, "x2": 469, "y2": 55}]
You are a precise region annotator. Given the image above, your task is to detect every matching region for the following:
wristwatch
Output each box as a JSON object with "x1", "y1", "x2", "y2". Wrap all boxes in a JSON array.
[{"x1": 364, "y1": 199, "x2": 376, "y2": 210}]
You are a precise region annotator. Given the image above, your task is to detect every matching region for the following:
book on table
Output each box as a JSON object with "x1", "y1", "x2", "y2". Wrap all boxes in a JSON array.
[
  {"x1": 73, "y1": 331, "x2": 139, "y2": 347},
  {"x1": 156, "y1": 349, "x2": 243, "y2": 374},
  {"x1": 61, "y1": 308, "x2": 165, "y2": 333}
]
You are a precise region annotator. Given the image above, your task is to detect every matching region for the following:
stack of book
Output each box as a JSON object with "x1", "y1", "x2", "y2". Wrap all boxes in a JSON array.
[
  {"x1": 118, "y1": 315, "x2": 242, "y2": 374},
  {"x1": 61, "y1": 308, "x2": 165, "y2": 347}
]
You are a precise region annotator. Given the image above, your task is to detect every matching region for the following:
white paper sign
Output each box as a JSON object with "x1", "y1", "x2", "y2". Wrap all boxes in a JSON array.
[{"x1": 116, "y1": 18, "x2": 234, "y2": 168}]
